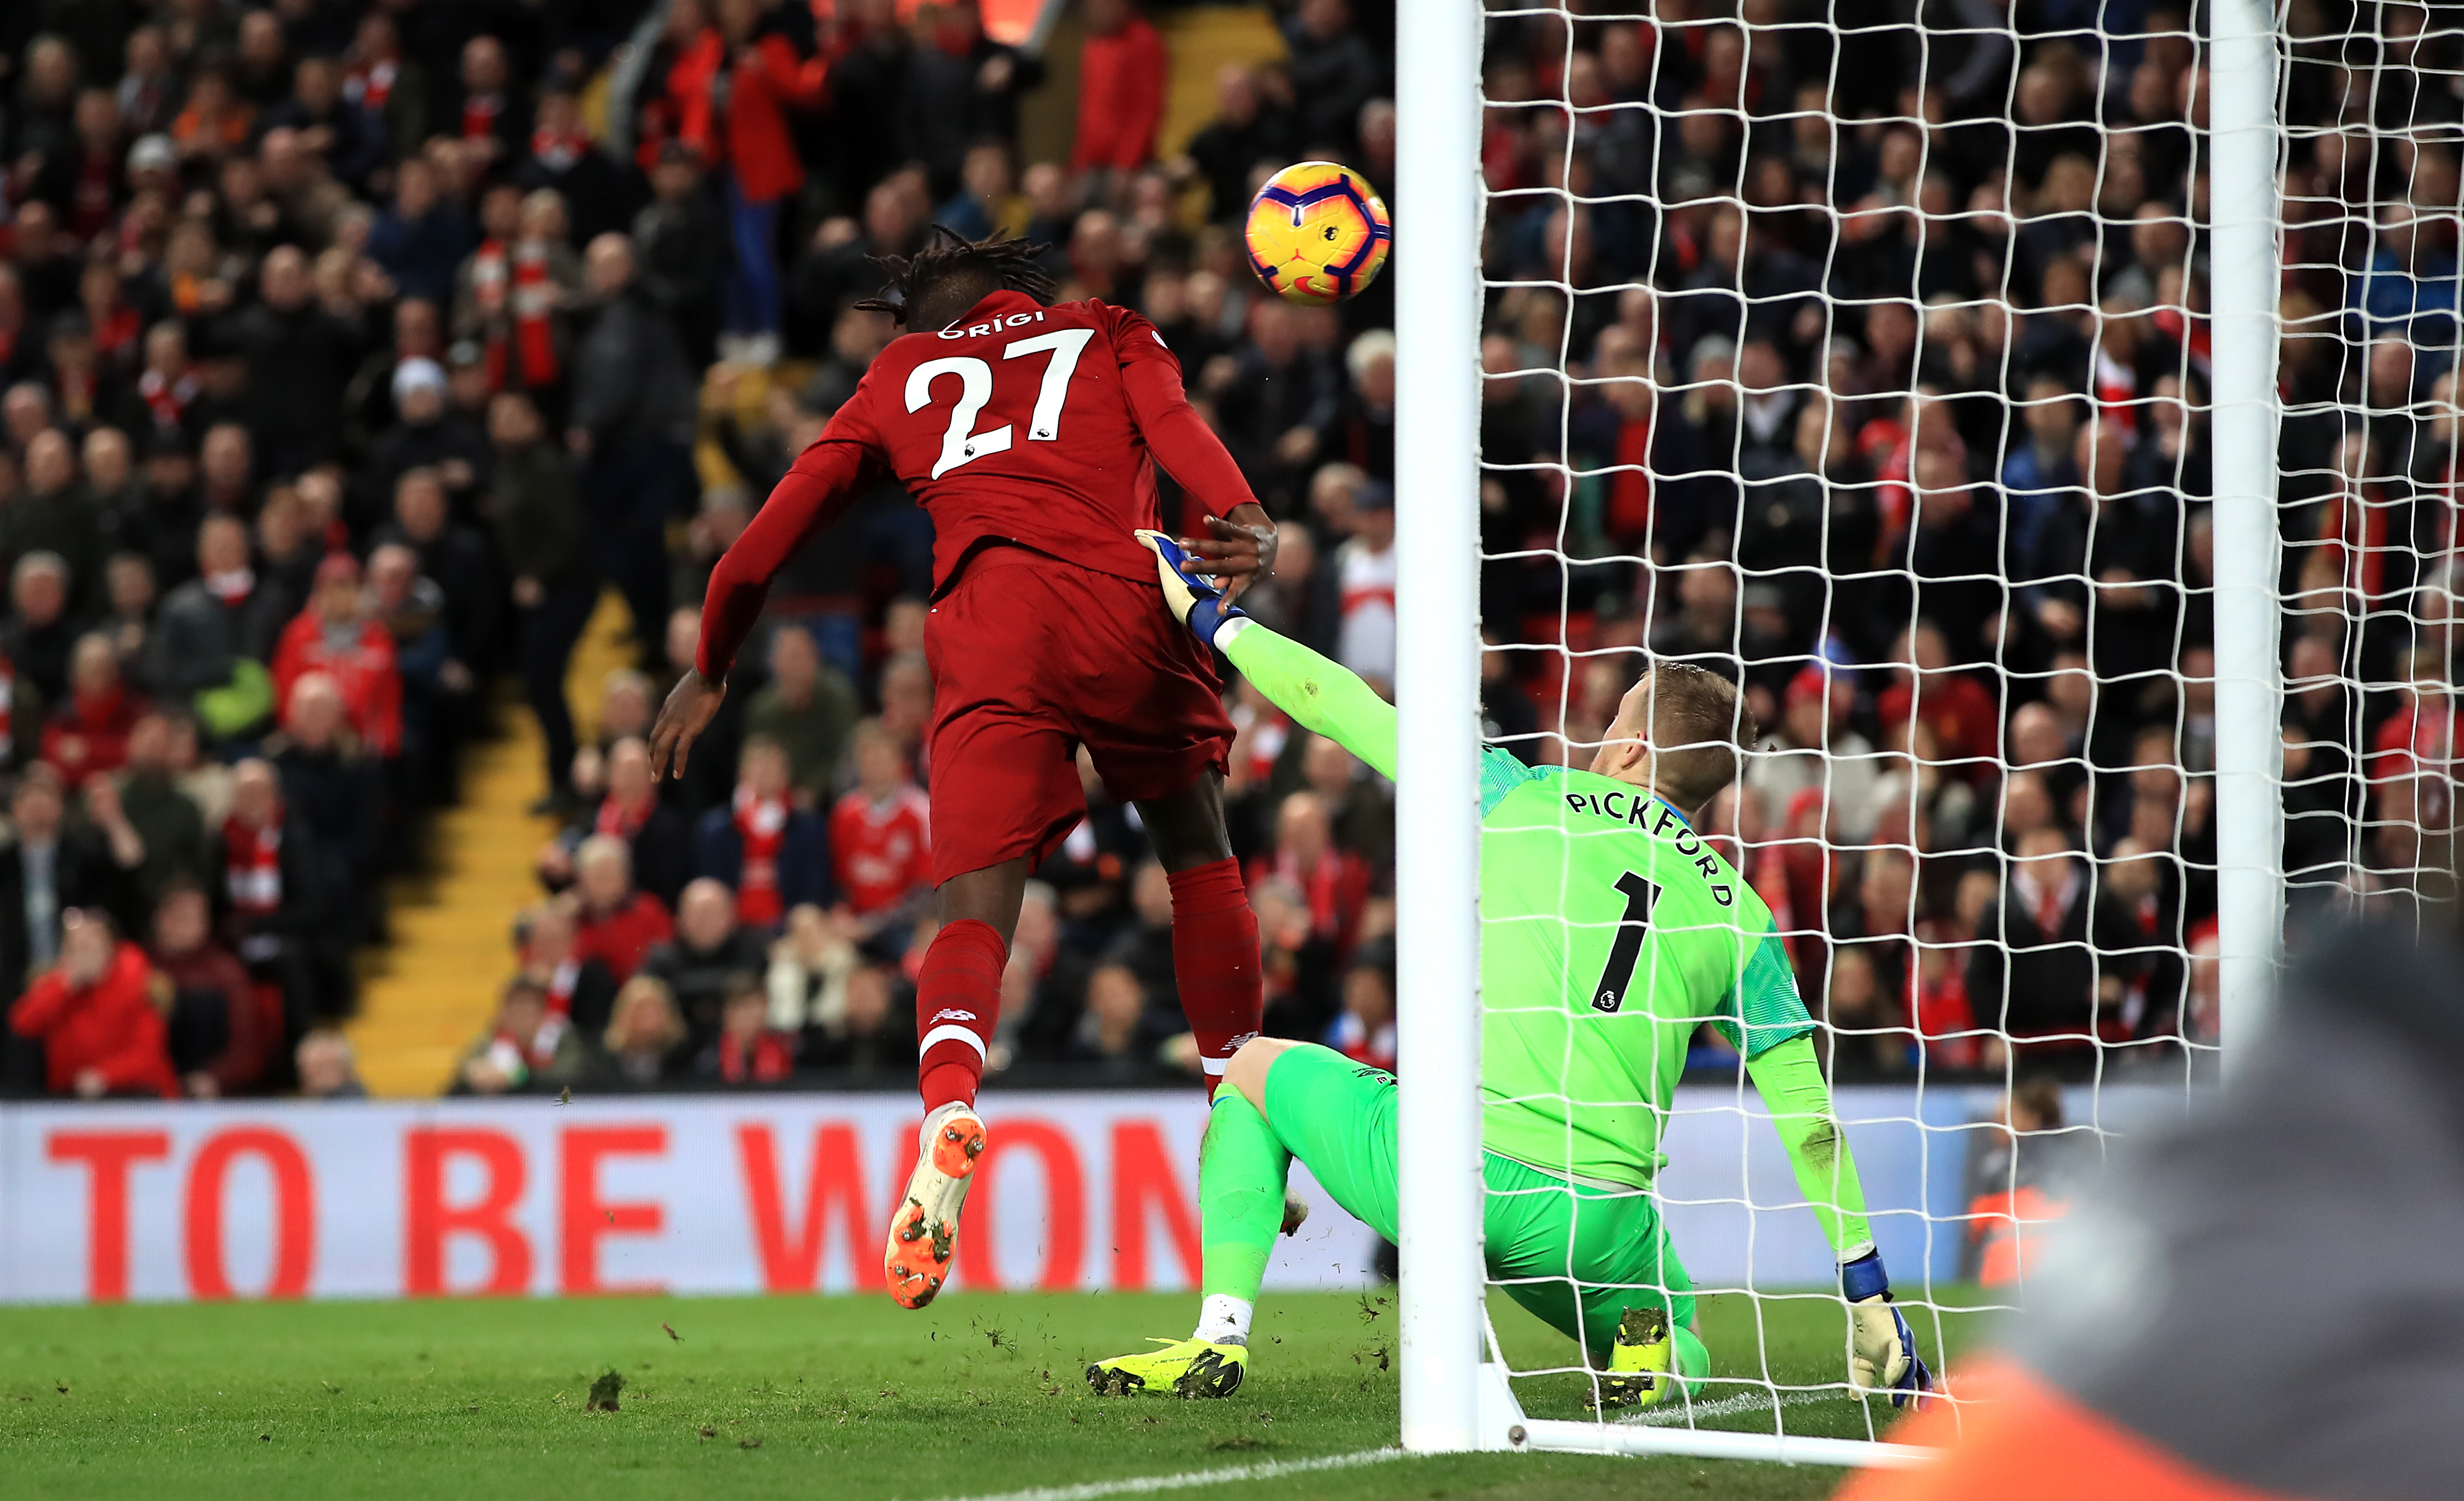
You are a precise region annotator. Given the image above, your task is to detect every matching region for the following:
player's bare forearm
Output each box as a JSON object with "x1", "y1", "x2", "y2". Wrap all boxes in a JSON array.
[
  {"x1": 1181, "y1": 505, "x2": 1277, "y2": 601},
  {"x1": 1217, "y1": 619, "x2": 1398, "y2": 781},
  {"x1": 648, "y1": 668, "x2": 727, "y2": 781},
  {"x1": 1746, "y1": 1034, "x2": 1876, "y2": 1260}
]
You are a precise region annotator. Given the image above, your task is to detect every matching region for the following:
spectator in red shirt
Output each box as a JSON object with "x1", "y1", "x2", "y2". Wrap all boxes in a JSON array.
[
  {"x1": 653, "y1": 0, "x2": 831, "y2": 365},
  {"x1": 829, "y1": 719, "x2": 930, "y2": 943},
  {"x1": 1248, "y1": 790, "x2": 1372, "y2": 968},
  {"x1": 1875, "y1": 621, "x2": 2000, "y2": 781},
  {"x1": 9, "y1": 907, "x2": 176, "y2": 1099},
  {"x1": 42, "y1": 633, "x2": 147, "y2": 789},
  {"x1": 1070, "y1": 0, "x2": 1166, "y2": 181},
  {"x1": 1912, "y1": 868, "x2": 1996, "y2": 1070},
  {"x1": 716, "y1": 0, "x2": 829, "y2": 359},
  {"x1": 571, "y1": 833, "x2": 673, "y2": 984},
  {"x1": 2367, "y1": 654, "x2": 2461, "y2": 840},
  {"x1": 272, "y1": 552, "x2": 404, "y2": 758},
  {"x1": 698, "y1": 735, "x2": 830, "y2": 929}
]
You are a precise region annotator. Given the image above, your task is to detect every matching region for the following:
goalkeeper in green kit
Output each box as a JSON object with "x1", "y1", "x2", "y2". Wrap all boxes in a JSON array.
[{"x1": 1085, "y1": 532, "x2": 1935, "y2": 1411}]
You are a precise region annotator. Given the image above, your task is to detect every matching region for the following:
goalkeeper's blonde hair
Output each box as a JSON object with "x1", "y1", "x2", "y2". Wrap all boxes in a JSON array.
[{"x1": 1629, "y1": 662, "x2": 1754, "y2": 816}]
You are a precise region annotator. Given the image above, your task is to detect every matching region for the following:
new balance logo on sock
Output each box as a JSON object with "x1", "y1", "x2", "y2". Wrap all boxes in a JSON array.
[
  {"x1": 915, "y1": 918, "x2": 1008, "y2": 1113},
  {"x1": 1223, "y1": 1031, "x2": 1259, "y2": 1055}
]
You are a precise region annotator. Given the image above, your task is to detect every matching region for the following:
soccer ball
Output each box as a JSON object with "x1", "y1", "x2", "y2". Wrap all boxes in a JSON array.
[{"x1": 1244, "y1": 161, "x2": 1392, "y2": 305}]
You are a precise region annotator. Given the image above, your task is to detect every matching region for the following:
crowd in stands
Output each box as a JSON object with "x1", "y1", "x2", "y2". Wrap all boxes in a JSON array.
[
  {"x1": 1468, "y1": 1, "x2": 2447, "y2": 1075},
  {"x1": 0, "y1": 0, "x2": 1404, "y2": 1100},
  {"x1": 1472, "y1": 2, "x2": 2230, "y2": 1074},
  {"x1": 0, "y1": 0, "x2": 2420, "y2": 1099},
  {"x1": 437, "y1": 0, "x2": 1412, "y2": 1096}
]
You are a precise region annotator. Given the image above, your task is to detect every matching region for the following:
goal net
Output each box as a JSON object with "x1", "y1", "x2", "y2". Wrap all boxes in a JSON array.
[
  {"x1": 1386, "y1": 0, "x2": 2320, "y2": 1465},
  {"x1": 2277, "y1": 1, "x2": 2461, "y2": 929}
]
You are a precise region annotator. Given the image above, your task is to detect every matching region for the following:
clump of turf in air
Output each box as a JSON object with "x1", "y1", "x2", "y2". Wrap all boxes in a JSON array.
[{"x1": 586, "y1": 1370, "x2": 625, "y2": 1412}]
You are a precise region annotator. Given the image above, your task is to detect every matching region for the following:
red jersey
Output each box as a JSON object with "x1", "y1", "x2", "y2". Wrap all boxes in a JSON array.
[
  {"x1": 42, "y1": 682, "x2": 146, "y2": 789},
  {"x1": 2369, "y1": 697, "x2": 2462, "y2": 831},
  {"x1": 830, "y1": 784, "x2": 931, "y2": 916},
  {"x1": 9, "y1": 942, "x2": 178, "y2": 1099},
  {"x1": 272, "y1": 611, "x2": 404, "y2": 756},
  {"x1": 1876, "y1": 670, "x2": 2000, "y2": 774},
  {"x1": 575, "y1": 891, "x2": 673, "y2": 984},
  {"x1": 1070, "y1": 15, "x2": 1166, "y2": 172},
  {"x1": 699, "y1": 291, "x2": 1259, "y2": 678}
]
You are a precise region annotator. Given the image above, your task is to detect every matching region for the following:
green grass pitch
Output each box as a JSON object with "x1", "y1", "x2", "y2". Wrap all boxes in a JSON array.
[{"x1": 0, "y1": 1289, "x2": 1994, "y2": 1500}]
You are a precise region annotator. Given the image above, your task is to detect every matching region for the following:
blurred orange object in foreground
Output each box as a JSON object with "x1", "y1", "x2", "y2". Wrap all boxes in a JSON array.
[{"x1": 1837, "y1": 1360, "x2": 2298, "y2": 1501}]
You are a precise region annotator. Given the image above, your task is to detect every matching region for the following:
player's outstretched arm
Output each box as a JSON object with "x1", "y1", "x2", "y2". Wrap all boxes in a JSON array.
[
  {"x1": 1746, "y1": 1034, "x2": 1933, "y2": 1407},
  {"x1": 1136, "y1": 531, "x2": 1398, "y2": 780},
  {"x1": 653, "y1": 416, "x2": 881, "y2": 780},
  {"x1": 1110, "y1": 309, "x2": 1278, "y2": 598}
]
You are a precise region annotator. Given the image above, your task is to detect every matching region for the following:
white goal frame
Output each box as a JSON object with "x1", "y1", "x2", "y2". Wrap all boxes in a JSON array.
[{"x1": 1389, "y1": 0, "x2": 2287, "y2": 1464}]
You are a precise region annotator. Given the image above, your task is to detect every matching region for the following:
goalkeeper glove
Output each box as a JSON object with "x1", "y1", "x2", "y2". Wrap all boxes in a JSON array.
[
  {"x1": 1841, "y1": 1249, "x2": 1934, "y2": 1408},
  {"x1": 1135, "y1": 530, "x2": 1247, "y2": 646}
]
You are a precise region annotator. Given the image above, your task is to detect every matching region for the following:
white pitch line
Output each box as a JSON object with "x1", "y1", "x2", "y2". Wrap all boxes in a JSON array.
[
  {"x1": 927, "y1": 1447, "x2": 1405, "y2": 1501},
  {"x1": 930, "y1": 1390, "x2": 1856, "y2": 1500},
  {"x1": 1623, "y1": 1386, "x2": 1841, "y2": 1427}
]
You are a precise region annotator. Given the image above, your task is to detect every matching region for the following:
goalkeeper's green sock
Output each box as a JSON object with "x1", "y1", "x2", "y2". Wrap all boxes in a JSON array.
[
  {"x1": 1675, "y1": 1327, "x2": 1711, "y2": 1396},
  {"x1": 1194, "y1": 1090, "x2": 1292, "y2": 1345}
]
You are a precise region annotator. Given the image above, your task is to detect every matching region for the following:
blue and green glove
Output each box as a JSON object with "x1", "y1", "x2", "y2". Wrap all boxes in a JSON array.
[
  {"x1": 1135, "y1": 530, "x2": 1247, "y2": 646},
  {"x1": 1841, "y1": 1249, "x2": 1934, "y2": 1408}
]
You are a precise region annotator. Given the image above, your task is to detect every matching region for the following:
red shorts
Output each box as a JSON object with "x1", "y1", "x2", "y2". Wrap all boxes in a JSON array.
[{"x1": 922, "y1": 546, "x2": 1233, "y2": 884}]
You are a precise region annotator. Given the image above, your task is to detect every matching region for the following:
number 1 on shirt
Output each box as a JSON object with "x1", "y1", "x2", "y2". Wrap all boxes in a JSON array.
[{"x1": 1591, "y1": 871, "x2": 1662, "y2": 1014}]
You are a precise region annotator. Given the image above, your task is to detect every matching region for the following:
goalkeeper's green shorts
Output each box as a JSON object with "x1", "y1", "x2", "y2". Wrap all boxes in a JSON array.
[{"x1": 1262, "y1": 1042, "x2": 1697, "y2": 1360}]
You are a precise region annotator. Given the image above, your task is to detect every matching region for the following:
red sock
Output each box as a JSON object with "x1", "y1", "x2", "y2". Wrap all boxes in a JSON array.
[
  {"x1": 915, "y1": 918, "x2": 1007, "y2": 1113},
  {"x1": 1166, "y1": 858, "x2": 1263, "y2": 1097}
]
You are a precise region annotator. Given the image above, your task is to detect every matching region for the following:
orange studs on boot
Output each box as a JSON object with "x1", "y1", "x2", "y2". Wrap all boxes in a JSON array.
[{"x1": 883, "y1": 1107, "x2": 988, "y2": 1309}]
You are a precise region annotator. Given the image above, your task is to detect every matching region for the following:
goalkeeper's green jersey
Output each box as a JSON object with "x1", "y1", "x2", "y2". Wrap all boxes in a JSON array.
[
  {"x1": 1475, "y1": 750, "x2": 1814, "y2": 1189},
  {"x1": 1215, "y1": 617, "x2": 1866, "y2": 1252}
]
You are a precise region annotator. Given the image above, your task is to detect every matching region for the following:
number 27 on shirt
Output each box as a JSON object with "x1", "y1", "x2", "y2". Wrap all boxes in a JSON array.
[{"x1": 903, "y1": 325, "x2": 1097, "y2": 480}]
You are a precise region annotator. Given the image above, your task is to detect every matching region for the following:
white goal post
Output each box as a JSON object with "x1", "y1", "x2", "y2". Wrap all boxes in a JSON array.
[
  {"x1": 1391, "y1": 0, "x2": 1488, "y2": 1458},
  {"x1": 1391, "y1": 0, "x2": 2288, "y2": 1465},
  {"x1": 2207, "y1": 0, "x2": 2286, "y2": 1057}
]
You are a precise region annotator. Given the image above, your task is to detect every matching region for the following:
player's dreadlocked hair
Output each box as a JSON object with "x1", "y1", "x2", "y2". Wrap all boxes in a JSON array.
[{"x1": 854, "y1": 226, "x2": 1059, "y2": 326}]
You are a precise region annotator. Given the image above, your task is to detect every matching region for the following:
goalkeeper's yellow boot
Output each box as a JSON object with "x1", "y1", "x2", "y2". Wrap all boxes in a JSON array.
[
  {"x1": 1085, "y1": 1338, "x2": 1248, "y2": 1399},
  {"x1": 884, "y1": 1105, "x2": 987, "y2": 1309},
  {"x1": 1589, "y1": 1306, "x2": 1675, "y2": 1411}
]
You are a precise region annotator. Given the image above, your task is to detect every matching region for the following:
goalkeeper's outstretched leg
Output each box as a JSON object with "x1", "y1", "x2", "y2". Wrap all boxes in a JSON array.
[
  {"x1": 1086, "y1": 1036, "x2": 1713, "y2": 1398},
  {"x1": 1086, "y1": 1040, "x2": 1298, "y2": 1397}
]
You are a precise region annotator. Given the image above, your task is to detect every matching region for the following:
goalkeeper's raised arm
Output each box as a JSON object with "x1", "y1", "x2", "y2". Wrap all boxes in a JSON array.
[{"x1": 1134, "y1": 529, "x2": 1398, "y2": 780}]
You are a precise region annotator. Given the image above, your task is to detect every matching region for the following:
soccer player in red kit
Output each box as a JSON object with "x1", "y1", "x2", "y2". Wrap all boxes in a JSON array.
[{"x1": 649, "y1": 231, "x2": 1278, "y2": 1309}]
